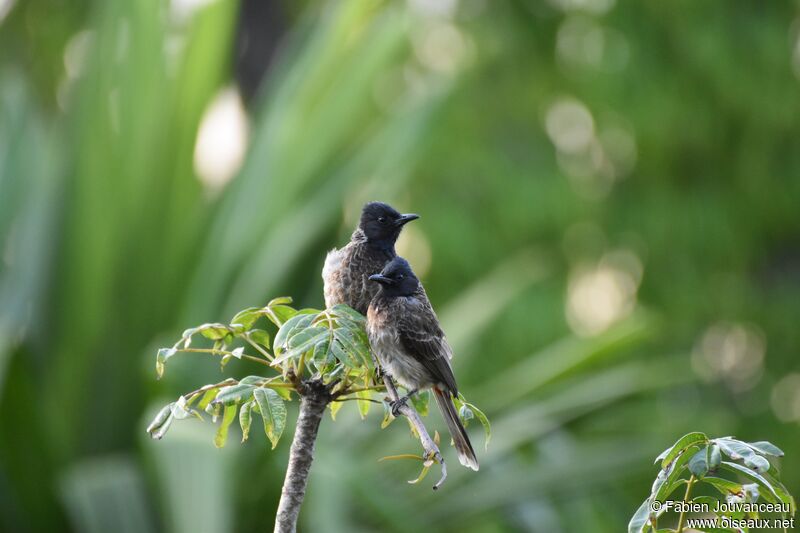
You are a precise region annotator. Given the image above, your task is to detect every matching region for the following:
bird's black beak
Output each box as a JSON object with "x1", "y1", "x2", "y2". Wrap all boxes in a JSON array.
[
  {"x1": 369, "y1": 274, "x2": 394, "y2": 285},
  {"x1": 394, "y1": 213, "x2": 420, "y2": 227}
]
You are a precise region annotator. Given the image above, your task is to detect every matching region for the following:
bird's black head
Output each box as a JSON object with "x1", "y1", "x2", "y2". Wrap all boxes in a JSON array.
[
  {"x1": 368, "y1": 257, "x2": 419, "y2": 297},
  {"x1": 359, "y1": 202, "x2": 419, "y2": 249}
]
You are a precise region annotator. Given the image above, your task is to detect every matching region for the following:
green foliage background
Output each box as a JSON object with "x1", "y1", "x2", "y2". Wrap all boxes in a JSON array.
[{"x1": 1, "y1": 0, "x2": 799, "y2": 531}]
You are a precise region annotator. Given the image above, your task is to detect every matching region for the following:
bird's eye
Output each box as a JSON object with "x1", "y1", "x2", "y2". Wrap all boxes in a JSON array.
[
  {"x1": 377, "y1": 216, "x2": 387, "y2": 224},
  {"x1": 398, "y1": 274, "x2": 404, "y2": 280}
]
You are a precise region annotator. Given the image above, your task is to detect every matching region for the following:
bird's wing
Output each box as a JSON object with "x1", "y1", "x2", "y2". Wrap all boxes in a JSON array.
[{"x1": 396, "y1": 291, "x2": 458, "y2": 394}]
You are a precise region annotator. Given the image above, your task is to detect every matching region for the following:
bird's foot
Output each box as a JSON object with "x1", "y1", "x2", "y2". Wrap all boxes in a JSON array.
[
  {"x1": 389, "y1": 396, "x2": 408, "y2": 417},
  {"x1": 389, "y1": 389, "x2": 418, "y2": 417}
]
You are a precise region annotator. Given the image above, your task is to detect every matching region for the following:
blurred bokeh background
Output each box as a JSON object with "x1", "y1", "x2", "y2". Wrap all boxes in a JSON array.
[{"x1": 1, "y1": 0, "x2": 799, "y2": 531}]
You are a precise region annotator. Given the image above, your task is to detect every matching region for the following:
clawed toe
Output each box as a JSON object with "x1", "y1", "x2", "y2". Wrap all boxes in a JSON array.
[{"x1": 390, "y1": 396, "x2": 408, "y2": 417}]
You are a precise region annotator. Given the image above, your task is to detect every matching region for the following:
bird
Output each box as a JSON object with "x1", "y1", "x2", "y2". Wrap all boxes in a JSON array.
[
  {"x1": 322, "y1": 202, "x2": 419, "y2": 315},
  {"x1": 366, "y1": 256, "x2": 479, "y2": 471}
]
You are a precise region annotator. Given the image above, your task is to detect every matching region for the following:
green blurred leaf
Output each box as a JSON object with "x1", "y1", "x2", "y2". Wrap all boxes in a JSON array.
[
  {"x1": 380, "y1": 401, "x2": 394, "y2": 429},
  {"x1": 239, "y1": 375, "x2": 265, "y2": 386},
  {"x1": 248, "y1": 329, "x2": 270, "y2": 348},
  {"x1": 330, "y1": 337, "x2": 359, "y2": 368},
  {"x1": 146, "y1": 404, "x2": 174, "y2": 440},
  {"x1": 746, "y1": 441, "x2": 784, "y2": 458},
  {"x1": 231, "y1": 307, "x2": 261, "y2": 329},
  {"x1": 214, "y1": 384, "x2": 254, "y2": 405},
  {"x1": 214, "y1": 404, "x2": 237, "y2": 448},
  {"x1": 273, "y1": 313, "x2": 317, "y2": 352},
  {"x1": 688, "y1": 446, "x2": 710, "y2": 478},
  {"x1": 197, "y1": 388, "x2": 219, "y2": 410},
  {"x1": 718, "y1": 461, "x2": 781, "y2": 504},
  {"x1": 254, "y1": 388, "x2": 286, "y2": 449},
  {"x1": 702, "y1": 476, "x2": 744, "y2": 497},
  {"x1": 356, "y1": 390, "x2": 371, "y2": 419},
  {"x1": 266, "y1": 305, "x2": 299, "y2": 327},
  {"x1": 411, "y1": 390, "x2": 429, "y2": 417},
  {"x1": 239, "y1": 400, "x2": 253, "y2": 443},
  {"x1": 709, "y1": 444, "x2": 721, "y2": 469},
  {"x1": 458, "y1": 404, "x2": 474, "y2": 425},
  {"x1": 716, "y1": 438, "x2": 770, "y2": 473},
  {"x1": 654, "y1": 444, "x2": 699, "y2": 504},
  {"x1": 329, "y1": 399, "x2": 344, "y2": 421},
  {"x1": 329, "y1": 304, "x2": 365, "y2": 324},
  {"x1": 155, "y1": 348, "x2": 176, "y2": 379},
  {"x1": 660, "y1": 432, "x2": 708, "y2": 468},
  {"x1": 628, "y1": 497, "x2": 652, "y2": 533},
  {"x1": 463, "y1": 401, "x2": 491, "y2": 451}
]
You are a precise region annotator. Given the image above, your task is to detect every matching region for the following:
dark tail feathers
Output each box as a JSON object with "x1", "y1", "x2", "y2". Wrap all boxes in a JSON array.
[{"x1": 433, "y1": 388, "x2": 479, "y2": 471}]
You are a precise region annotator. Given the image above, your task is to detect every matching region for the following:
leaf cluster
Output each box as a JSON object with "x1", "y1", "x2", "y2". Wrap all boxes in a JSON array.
[
  {"x1": 147, "y1": 297, "x2": 490, "y2": 456},
  {"x1": 629, "y1": 432, "x2": 796, "y2": 533}
]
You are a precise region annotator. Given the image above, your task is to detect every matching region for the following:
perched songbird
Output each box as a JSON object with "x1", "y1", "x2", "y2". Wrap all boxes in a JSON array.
[
  {"x1": 367, "y1": 257, "x2": 479, "y2": 471},
  {"x1": 322, "y1": 202, "x2": 419, "y2": 315}
]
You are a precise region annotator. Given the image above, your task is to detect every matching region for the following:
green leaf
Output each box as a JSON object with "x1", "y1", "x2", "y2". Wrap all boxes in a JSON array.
[
  {"x1": 239, "y1": 375, "x2": 265, "y2": 386},
  {"x1": 207, "y1": 401, "x2": 221, "y2": 420},
  {"x1": 271, "y1": 386, "x2": 293, "y2": 400},
  {"x1": 268, "y1": 296, "x2": 293, "y2": 307},
  {"x1": 746, "y1": 441, "x2": 784, "y2": 457},
  {"x1": 410, "y1": 390, "x2": 430, "y2": 417},
  {"x1": 407, "y1": 462, "x2": 431, "y2": 485},
  {"x1": 692, "y1": 495, "x2": 719, "y2": 507},
  {"x1": 155, "y1": 348, "x2": 176, "y2": 379},
  {"x1": 329, "y1": 399, "x2": 344, "y2": 421},
  {"x1": 272, "y1": 330, "x2": 328, "y2": 366},
  {"x1": 239, "y1": 400, "x2": 253, "y2": 443},
  {"x1": 230, "y1": 307, "x2": 261, "y2": 329},
  {"x1": 254, "y1": 388, "x2": 287, "y2": 449},
  {"x1": 170, "y1": 396, "x2": 195, "y2": 420},
  {"x1": 329, "y1": 304, "x2": 365, "y2": 324},
  {"x1": 214, "y1": 383, "x2": 255, "y2": 405},
  {"x1": 197, "y1": 388, "x2": 219, "y2": 410},
  {"x1": 287, "y1": 327, "x2": 327, "y2": 349},
  {"x1": 702, "y1": 476, "x2": 744, "y2": 497},
  {"x1": 689, "y1": 446, "x2": 710, "y2": 478},
  {"x1": 719, "y1": 461, "x2": 781, "y2": 504},
  {"x1": 334, "y1": 327, "x2": 371, "y2": 367},
  {"x1": 660, "y1": 432, "x2": 708, "y2": 468},
  {"x1": 273, "y1": 313, "x2": 316, "y2": 352},
  {"x1": 248, "y1": 329, "x2": 270, "y2": 348},
  {"x1": 330, "y1": 337, "x2": 359, "y2": 368},
  {"x1": 312, "y1": 337, "x2": 333, "y2": 366},
  {"x1": 654, "y1": 444, "x2": 700, "y2": 504},
  {"x1": 146, "y1": 404, "x2": 174, "y2": 439},
  {"x1": 716, "y1": 438, "x2": 770, "y2": 473},
  {"x1": 771, "y1": 481, "x2": 797, "y2": 515},
  {"x1": 463, "y1": 401, "x2": 491, "y2": 451},
  {"x1": 198, "y1": 323, "x2": 232, "y2": 341},
  {"x1": 628, "y1": 497, "x2": 652, "y2": 533},
  {"x1": 458, "y1": 404, "x2": 474, "y2": 425},
  {"x1": 356, "y1": 390, "x2": 371, "y2": 419},
  {"x1": 266, "y1": 305, "x2": 299, "y2": 327},
  {"x1": 380, "y1": 401, "x2": 394, "y2": 428},
  {"x1": 214, "y1": 404, "x2": 237, "y2": 448},
  {"x1": 709, "y1": 444, "x2": 721, "y2": 469}
]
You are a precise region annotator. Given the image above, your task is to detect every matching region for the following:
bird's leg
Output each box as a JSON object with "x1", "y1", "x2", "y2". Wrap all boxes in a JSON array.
[{"x1": 390, "y1": 388, "x2": 418, "y2": 417}]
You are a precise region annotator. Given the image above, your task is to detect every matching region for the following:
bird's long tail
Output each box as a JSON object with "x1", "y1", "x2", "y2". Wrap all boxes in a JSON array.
[{"x1": 433, "y1": 388, "x2": 479, "y2": 471}]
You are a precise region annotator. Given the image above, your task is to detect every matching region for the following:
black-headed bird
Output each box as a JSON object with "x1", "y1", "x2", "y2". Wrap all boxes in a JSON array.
[
  {"x1": 367, "y1": 257, "x2": 479, "y2": 471},
  {"x1": 322, "y1": 202, "x2": 419, "y2": 315}
]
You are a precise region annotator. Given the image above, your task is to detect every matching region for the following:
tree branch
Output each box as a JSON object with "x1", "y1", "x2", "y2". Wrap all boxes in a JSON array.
[
  {"x1": 382, "y1": 375, "x2": 447, "y2": 490},
  {"x1": 274, "y1": 379, "x2": 330, "y2": 533}
]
